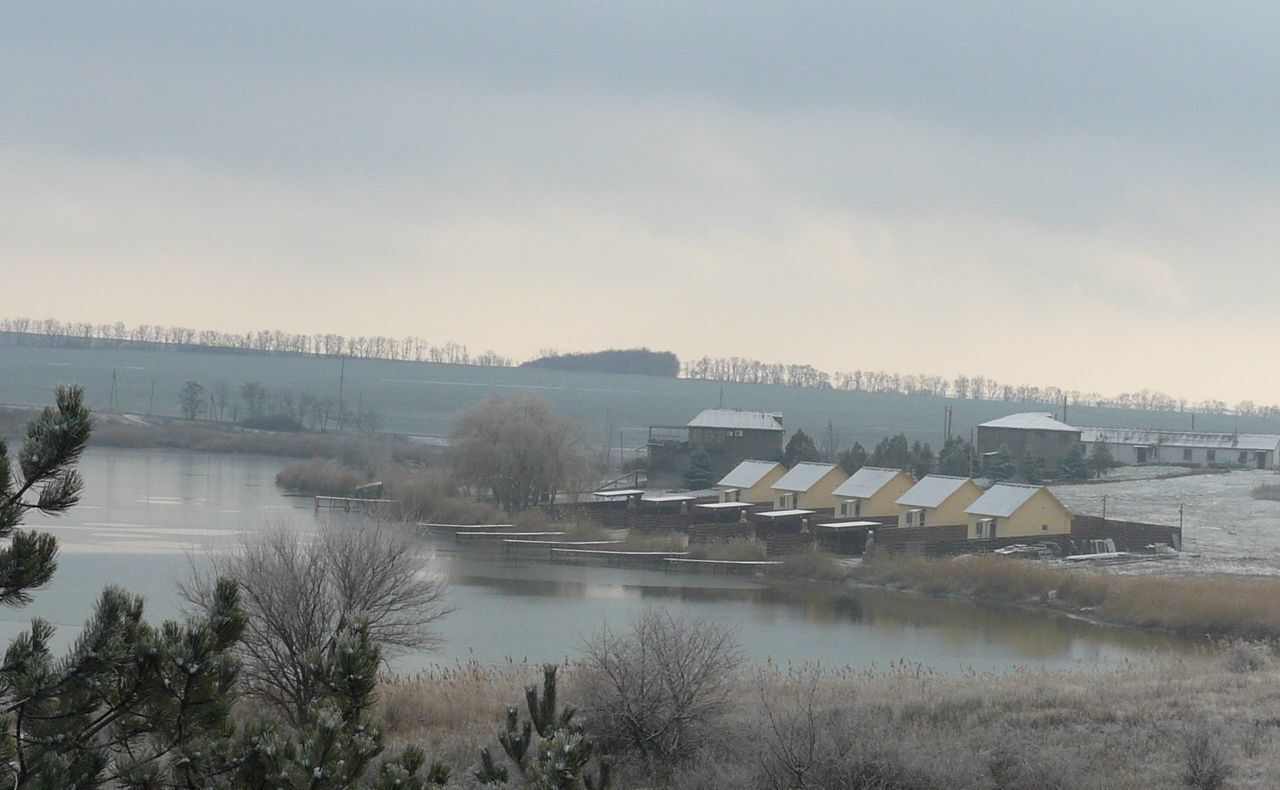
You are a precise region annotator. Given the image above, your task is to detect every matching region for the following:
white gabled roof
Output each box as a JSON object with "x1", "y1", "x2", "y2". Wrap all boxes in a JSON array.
[
  {"x1": 773, "y1": 462, "x2": 841, "y2": 493},
  {"x1": 687, "y1": 409, "x2": 784, "y2": 431},
  {"x1": 833, "y1": 467, "x2": 906, "y2": 499},
  {"x1": 966, "y1": 483, "x2": 1044, "y2": 518},
  {"x1": 896, "y1": 475, "x2": 974, "y2": 509},
  {"x1": 979, "y1": 413, "x2": 1079, "y2": 432},
  {"x1": 717, "y1": 459, "x2": 783, "y2": 489},
  {"x1": 1080, "y1": 427, "x2": 1280, "y2": 452}
]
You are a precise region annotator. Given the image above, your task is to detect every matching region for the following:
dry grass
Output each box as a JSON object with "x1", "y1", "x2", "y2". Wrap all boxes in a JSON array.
[
  {"x1": 374, "y1": 653, "x2": 1280, "y2": 788},
  {"x1": 769, "y1": 549, "x2": 853, "y2": 581},
  {"x1": 688, "y1": 538, "x2": 769, "y2": 561},
  {"x1": 275, "y1": 458, "x2": 367, "y2": 496},
  {"x1": 857, "y1": 554, "x2": 1280, "y2": 640}
]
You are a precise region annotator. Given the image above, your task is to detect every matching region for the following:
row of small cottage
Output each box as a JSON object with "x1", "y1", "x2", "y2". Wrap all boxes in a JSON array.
[{"x1": 716, "y1": 459, "x2": 1070, "y2": 540}]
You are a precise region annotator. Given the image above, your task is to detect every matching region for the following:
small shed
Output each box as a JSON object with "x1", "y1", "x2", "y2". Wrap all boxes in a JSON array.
[
  {"x1": 770, "y1": 463, "x2": 849, "y2": 511},
  {"x1": 965, "y1": 483, "x2": 1072, "y2": 540},
  {"x1": 895, "y1": 475, "x2": 983, "y2": 528},
  {"x1": 715, "y1": 459, "x2": 787, "y2": 504},
  {"x1": 831, "y1": 467, "x2": 915, "y2": 519}
]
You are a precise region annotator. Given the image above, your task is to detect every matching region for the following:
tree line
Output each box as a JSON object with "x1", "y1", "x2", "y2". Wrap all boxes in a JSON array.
[
  {"x1": 680, "y1": 354, "x2": 1265, "y2": 418},
  {"x1": 0, "y1": 317, "x2": 513, "y2": 367},
  {"x1": 5, "y1": 316, "x2": 1274, "y2": 418}
]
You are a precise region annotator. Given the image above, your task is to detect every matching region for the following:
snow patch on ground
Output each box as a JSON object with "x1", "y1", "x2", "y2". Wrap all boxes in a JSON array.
[{"x1": 1052, "y1": 470, "x2": 1280, "y2": 577}]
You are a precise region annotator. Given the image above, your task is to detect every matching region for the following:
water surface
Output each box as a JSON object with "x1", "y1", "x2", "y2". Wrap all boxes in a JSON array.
[{"x1": 12, "y1": 448, "x2": 1200, "y2": 673}]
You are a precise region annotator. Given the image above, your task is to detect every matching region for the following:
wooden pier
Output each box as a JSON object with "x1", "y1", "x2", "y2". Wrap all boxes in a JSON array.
[
  {"x1": 549, "y1": 547, "x2": 689, "y2": 567},
  {"x1": 664, "y1": 558, "x2": 783, "y2": 574},
  {"x1": 315, "y1": 495, "x2": 394, "y2": 512}
]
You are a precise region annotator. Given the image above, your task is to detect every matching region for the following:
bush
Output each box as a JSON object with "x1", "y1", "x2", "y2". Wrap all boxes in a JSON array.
[
  {"x1": 1251, "y1": 483, "x2": 1280, "y2": 501},
  {"x1": 579, "y1": 609, "x2": 743, "y2": 764},
  {"x1": 275, "y1": 457, "x2": 368, "y2": 496},
  {"x1": 688, "y1": 538, "x2": 768, "y2": 561}
]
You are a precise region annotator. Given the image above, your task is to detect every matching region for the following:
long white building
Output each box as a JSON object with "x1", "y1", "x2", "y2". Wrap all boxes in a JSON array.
[{"x1": 1079, "y1": 427, "x2": 1280, "y2": 469}]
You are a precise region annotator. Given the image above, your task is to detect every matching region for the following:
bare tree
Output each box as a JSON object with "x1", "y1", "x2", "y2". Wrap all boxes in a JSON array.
[
  {"x1": 578, "y1": 608, "x2": 743, "y2": 764},
  {"x1": 182, "y1": 522, "x2": 450, "y2": 725},
  {"x1": 450, "y1": 393, "x2": 585, "y2": 511},
  {"x1": 754, "y1": 664, "x2": 854, "y2": 790}
]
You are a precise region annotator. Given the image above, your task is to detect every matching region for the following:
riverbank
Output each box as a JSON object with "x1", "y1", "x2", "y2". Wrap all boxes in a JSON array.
[
  {"x1": 854, "y1": 553, "x2": 1280, "y2": 641},
  {"x1": 380, "y1": 650, "x2": 1279, "y2": 789}
]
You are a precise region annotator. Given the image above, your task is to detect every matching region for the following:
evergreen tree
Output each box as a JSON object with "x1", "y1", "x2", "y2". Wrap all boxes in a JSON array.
[
  {"x1": 908, "y1": 441, "x2": 936, "y2": 479},
  {"x1": 985, "y1": 446, "x2": 1015, "y2": 482},
  {"x1": 838, "y1": 442, "x2": 868, "y2": 475},
  {"x1": 869, "y1": 434, "x2": 911, "y2": 470},
  {"x1": 781, "y1": 429, "x2": 820, "y2": 468},
  {"x1": 936, "y1": 436, "x2": 973, "y2": 477},
  {"x1": 1088, "y1": 442, "x2": 1115, "y2": 479},
  {"x1": 1017, "y1": 450, "x2": 1044, "y2": 485},
  {"x1": 0, "y1": 389, "x2": 448, "y2": 787},
  {"x1": 683, "y1": 448, "x2": 713, "y2": 489},
  {"x1": 1060, "y1": 443, "x2": 1089, "y2": 481}
]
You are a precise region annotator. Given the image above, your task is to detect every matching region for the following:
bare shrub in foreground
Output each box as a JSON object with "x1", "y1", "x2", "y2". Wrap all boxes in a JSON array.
[
  {"x1": 579, "y1": 608, "x2": 744, "y2": 765},
  {"x1": 184, "y1": 522, "x2": 450, "y2": 725},
  {"x1": 1183, "y1": 729, "x2": 1234, "y2": 790},
  {"x1": 755, "y1": 664, "x2": 840, "y2": 790}
]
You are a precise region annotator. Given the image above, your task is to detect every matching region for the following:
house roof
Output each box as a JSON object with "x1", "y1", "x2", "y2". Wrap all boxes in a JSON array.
[
  {"x1": 979, "y1": 413, "x2": 1080, "y2": 433},
  {"x1": 833, "y1": 467, "x2": 907, "y2": 499},
  {"x1": 1080, "y1": 427, "x2": 1280, "y2": 452},
  {"x1": 717, "y1": 459, "x2": 783, "y2": 489},
  {"x1": 966, "y1": 483, "x2": 1045, "y2": 518},
  {"x1": 755, "y1": 509, "x2": 815, "y2": 519},
  {"x1": 641, "y1": 493, "x2": 697, "y2": 503},
  {"x1": 896, "y1": 475, "x2": 974, "y2": 508},
  {"x1": 773, "y1": 462, "x2": 842, "y2": 493},
  {"x1": 687, "y1": 409, "x2": 784, "y2": 431},
  {"x1": 592, "y1": 489, "x2": 644, "y2": 498}
]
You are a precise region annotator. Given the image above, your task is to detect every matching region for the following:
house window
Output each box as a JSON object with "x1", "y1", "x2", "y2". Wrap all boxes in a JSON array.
[
  {"x1": 1183, "y1": 449, "x2": 1192, "y2": 461},
  {"x1": 1041, "y1": 524, "x2": 1049, "y2": 531},
  {"x1": 975, "y1": 518, "x2": 992, "y2": 537},
  {"x1": 1207, "y1": 450, "x2": 1216, "y2": 463},
  {"x1": 1240, "y1": 452, "x2": 1248, "y2": 464}
]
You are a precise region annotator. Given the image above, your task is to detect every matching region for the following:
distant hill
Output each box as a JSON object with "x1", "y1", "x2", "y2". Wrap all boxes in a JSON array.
[{"x1": 520, "y1": 348, "x2": 680, "y2": 377}]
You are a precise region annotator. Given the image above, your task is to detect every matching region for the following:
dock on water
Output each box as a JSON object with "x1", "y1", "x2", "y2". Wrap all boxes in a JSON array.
[
  {"x1": 419, "y1": 522, "x2": 515, "y2": 535},
  {"x1": 501, "y1": 538, "x2": 625, "y2": 556},
  {"x1": 549, "y1": 547, "x2": 689, "y2": 566},
  {"x1": 315, "y1": 495, "x2": 395, "y2": 512},
  {"x1": 456, "y1": 531, "x2": 566, "y2": 542},
  {"x1": 664, "y1": 557, "x2": 783, "y2": 574}
]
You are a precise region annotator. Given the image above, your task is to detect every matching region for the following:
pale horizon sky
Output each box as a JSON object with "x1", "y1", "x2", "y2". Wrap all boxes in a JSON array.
[{"x1": 4, "y1": 4, "x2": 1278, "y2": 404}]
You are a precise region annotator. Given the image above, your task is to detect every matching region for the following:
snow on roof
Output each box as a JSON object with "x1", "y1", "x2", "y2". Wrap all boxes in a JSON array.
[
  {"x1": 717, "y1": 459, "x2": 783, "y2": 489},
  {"x1": 896, "y1": 475, "x2": 974, "y2": 508},
  {"x1": 687, "y1": 409, "x2": 784, "y2": 431},
  {"x1": 833, "y1": 467, "x2": 907, "y2": 499},
  {"x1": 773, "y1": 462, "x2": 842, "y2": 493},
  {"x1": 816, "y1": 520, "x2": 882, "y2": 530},
  {"x1": 979, "y1": 413, "x2": 1080, "y2": 432},
  {"x1": 1079, "y1": 427, "x2": 1280, "y2": 452},
  {"x1": 641, "y1": 492, "x2": 697, "y2": 503},
  {"x1": 695, "y1": 501, "x2": 754, "y2": 510},
  {"x1": 593, "y1": 489, "x2": 644, "y2": 498},
  {"x1": 965, "y1": 483, "x2": 1044, "y2": 518},
  {"x1": 756, "y1": 509, "x2": 815, "y2": 519}
]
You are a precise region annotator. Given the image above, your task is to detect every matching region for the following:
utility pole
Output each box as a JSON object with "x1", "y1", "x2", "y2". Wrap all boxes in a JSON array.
[
  {"x1": 109, "y1": 370, "x2": 120, "y2": 412},
  {"x1": 968, "y1": 427, "x2": 975, "y2": 477},
  {"x1": 147, "y1": 378, "x2": 155, "y2": 415},
  {"x1": 337, "y1": 356, "x2": 346, "y2": 431}
]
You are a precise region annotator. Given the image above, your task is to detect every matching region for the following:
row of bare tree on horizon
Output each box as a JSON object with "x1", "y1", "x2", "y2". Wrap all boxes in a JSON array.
[{"x1": 2, "y1": 316, "x2": 1272, "y2": 419}]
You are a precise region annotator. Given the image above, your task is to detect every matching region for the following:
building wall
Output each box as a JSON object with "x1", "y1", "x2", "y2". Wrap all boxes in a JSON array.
[
  {"x1": 837, "y1": 471, "x2": 915, "y2": 518},
  {"x1": 977, "y1": 426, "x2": 1082, "y2": 472},
  {"x1": 775, "y1": 467, "x2": 849, "y2": 510},
  {"x1": 717, "y1": 464, "x2": 787, "y2": 504},
  {"x1": 967, "y1": 489, "x2": 1072, "y2": 539},
  {"x1": 1083, "y1": 440, "x2": 1276, "y2": 469},
  {"x1": 897, "y1": 480, "x2": 983, "y2": 528}
]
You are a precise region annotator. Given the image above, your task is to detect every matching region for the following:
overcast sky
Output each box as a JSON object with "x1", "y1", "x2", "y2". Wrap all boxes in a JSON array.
[{"x1": 4, "y1": 3, "x2": 1277, "y2": 402}]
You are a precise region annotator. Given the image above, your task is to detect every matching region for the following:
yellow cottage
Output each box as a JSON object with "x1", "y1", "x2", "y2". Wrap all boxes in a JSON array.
[
  {"x1": 715, "y1": 460, "x2": 787, "y2": 505},
  {"x1": 895, "y1": 475, "x2": 984, "y2": 528},
  {"x1": 965, "y1": 483, "x2": 1072, "y2": 540},
  {"x1": 831, "y1": 467, "x2": 915, "y2": 519},
  {"x1": 771, "y1": 462, "x2": 849, "y2": 511}
]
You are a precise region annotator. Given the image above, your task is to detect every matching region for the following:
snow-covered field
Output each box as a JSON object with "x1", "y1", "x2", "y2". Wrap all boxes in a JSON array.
[{"x1": 1052, "y1": 470, "x2": 1280, "y2": 577}]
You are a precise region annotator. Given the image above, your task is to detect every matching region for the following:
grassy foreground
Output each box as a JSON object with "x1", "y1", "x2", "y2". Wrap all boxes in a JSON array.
[
  {"x1": 377, "y1": 652, "x2": 1280, "y2": 789},
  {"x1": 855, "y1": 554, "x2": 1280, "y2": 640}
]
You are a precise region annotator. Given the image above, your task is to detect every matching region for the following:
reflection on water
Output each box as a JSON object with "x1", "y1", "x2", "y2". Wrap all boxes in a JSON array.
[{"x1": 9, "y1": 447, "x2": 1202, "y2": 673}]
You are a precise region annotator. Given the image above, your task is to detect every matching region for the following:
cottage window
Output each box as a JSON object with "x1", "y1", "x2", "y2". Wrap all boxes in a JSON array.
[
  {"x1": 1207, "y1": 450, "x2": 1216, "y2": 463},
  {"x1": 1240, "y1": 451, "x2": 1248, "y2": 464},
  {"x1": 1041, "y1": 524, "x2": 1049, "y2": 531},
  {"x1": 1183, "y1": 448, "x2": 1192, "y2": 462}
]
